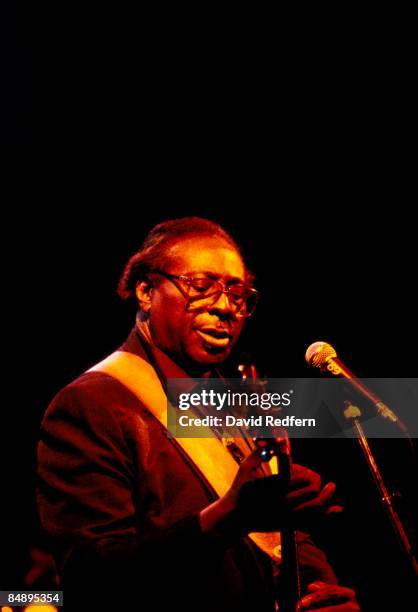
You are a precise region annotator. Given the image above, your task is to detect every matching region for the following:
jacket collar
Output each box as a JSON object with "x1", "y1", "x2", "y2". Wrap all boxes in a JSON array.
[{"x1": 119, "y1": 324, "x2": 210, "y2": 395}]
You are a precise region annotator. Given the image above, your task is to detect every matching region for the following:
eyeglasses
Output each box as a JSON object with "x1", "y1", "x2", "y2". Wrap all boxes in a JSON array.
[{"x1": 152, "y1": 270, "x2": 258, "y2": 318}]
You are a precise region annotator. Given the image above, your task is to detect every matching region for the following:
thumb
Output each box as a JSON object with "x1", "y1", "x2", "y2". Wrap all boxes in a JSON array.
[
  {"x1": 229, "y1": 447, "x2": 264, "y2": 492},
  {"x1": 239, "y1": 447, "x2": 264, "y2": 475}
]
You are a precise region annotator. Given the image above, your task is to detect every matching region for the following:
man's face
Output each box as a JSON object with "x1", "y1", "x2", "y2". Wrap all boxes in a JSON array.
[{"x1": 146, "y1": 236, "x2": 249, "y2": 371}]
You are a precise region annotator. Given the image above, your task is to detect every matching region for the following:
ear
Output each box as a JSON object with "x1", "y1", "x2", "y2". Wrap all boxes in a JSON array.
[{"x1": 135, "y1": 279, "x2": 153, "y2": 313}]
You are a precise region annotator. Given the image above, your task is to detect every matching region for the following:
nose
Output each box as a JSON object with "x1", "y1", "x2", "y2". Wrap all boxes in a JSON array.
[{"x1": 208, "y1": 290, "x2": 234, "y2": 317}]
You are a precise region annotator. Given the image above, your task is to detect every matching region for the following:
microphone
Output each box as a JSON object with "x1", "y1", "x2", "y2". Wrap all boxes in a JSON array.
[{"x1": 305, "y1": 341, "x2": 402, "y2": 427}]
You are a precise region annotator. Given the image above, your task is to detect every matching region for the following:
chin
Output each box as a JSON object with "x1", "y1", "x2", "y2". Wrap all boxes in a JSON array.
[{"x1": 189, "y1": 346, "x2": 231, "y2": 367}]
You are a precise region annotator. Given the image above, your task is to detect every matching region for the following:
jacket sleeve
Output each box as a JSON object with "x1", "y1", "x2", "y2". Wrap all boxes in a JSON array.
[{"x1": 36, "y1": 375, "x2": 226, "y2": 607}]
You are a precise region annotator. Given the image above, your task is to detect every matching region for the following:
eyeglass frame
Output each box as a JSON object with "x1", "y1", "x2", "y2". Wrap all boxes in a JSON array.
[{"x1": 149, "y1": 269, "x2": 259, "y2": 318}]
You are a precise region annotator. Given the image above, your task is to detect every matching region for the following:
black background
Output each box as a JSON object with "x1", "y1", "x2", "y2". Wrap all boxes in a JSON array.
[{"x1": 3, "y1": 5, "x2": 417, "y2": 610}]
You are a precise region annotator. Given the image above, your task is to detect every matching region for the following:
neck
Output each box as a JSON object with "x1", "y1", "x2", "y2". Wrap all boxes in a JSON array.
[{"x1": 135, "y1": 312, "x2": 153, "y2": 344}]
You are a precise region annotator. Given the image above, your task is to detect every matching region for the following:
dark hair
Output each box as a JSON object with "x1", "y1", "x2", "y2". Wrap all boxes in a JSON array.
[{"x1": 118, "y1": 217, "x2": 254, "y2": 300}]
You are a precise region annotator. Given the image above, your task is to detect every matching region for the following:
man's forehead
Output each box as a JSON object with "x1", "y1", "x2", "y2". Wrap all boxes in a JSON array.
[{"x1": 168, "y1": 236, "x2": 245, "y2": 278}]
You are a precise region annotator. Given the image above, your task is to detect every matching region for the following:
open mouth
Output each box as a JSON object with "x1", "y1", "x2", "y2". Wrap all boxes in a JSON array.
[{"x1": 194, "y1": 328, "x2": 232, "y2": 348}]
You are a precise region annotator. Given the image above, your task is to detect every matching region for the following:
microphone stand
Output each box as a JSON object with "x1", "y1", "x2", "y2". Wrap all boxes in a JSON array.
[{"x1": 343, "y1": 401, "x2": 418, "y2": 576}]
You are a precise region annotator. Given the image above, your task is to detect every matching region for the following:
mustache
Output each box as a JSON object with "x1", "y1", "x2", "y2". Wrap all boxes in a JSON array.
[{"x1": 194, "y1": 326, "x2": 232, "y2": 339}]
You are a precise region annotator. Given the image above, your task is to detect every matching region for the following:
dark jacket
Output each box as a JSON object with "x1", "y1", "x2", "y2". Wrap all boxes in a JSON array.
[{"x1": 37, "y1": 328, "x2": 337, "y2": 611}]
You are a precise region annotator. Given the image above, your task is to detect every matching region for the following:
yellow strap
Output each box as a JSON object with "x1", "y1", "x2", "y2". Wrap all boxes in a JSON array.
[{"x1": 88, "y1": 351, "x2": 281, "y2": 561}]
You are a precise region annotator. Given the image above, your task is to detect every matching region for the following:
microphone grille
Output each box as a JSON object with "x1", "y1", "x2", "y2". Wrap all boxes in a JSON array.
[{"x1": 305, "y1": 341, "x2": 337, "y2": 368}]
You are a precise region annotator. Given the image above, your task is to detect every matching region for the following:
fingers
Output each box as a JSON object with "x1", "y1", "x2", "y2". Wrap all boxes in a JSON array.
[
  {"x1": 298, "y1": 606, "x2": 360, "y2": 612},
  {"x1": 286, "y1": 465, "x2": 322, "y2": 504},
  {"x1": 240, "y1": 447, "x2": 264, "y2": 473},
  {"x1": 231, "y1": 448, "x2": 264, "y2": 491},
  {"x1": 286, "y1": 482, "x2": 322, "y2": 503},
  {"x1": 315, "y1": 481, "x2": 337, "y2": 506},
  {"x1": 299, "y1": 584, "x2": 359, "y2": 611},
  {"x1": 292, "y1": 481, "x2": 336, "y2": 512},
  {"x1": 290, "y1": 464, "x2": 322, "y2": 490},
  {"x1": 326, "y1": 504, "x2": 344, "y2": 515},
  {"x1": 306, "y1": 581, "x2": 328, "y2": 592}
]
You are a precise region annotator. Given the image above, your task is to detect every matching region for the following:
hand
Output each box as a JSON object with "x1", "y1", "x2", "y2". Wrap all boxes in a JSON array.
[
  {"x1": 298, "y1": 582, "x2": 360, "y2": 611},
  {"x1": 200, "y1": 447, "x2": 342, "y2": 535},
  {"x1": 284, "y1": 463, "x2": 343, "y2": 528}
]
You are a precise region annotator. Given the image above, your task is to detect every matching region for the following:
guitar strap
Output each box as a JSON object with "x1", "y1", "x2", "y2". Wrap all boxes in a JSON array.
[{"x1": 88, "y1": 349, "x2": 282, "y2": 562}]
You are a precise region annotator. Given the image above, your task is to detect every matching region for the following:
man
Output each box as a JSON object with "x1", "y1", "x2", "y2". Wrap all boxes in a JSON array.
[{"x1": 37, "y1": 217, "x2": 360, "y2": 611}]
